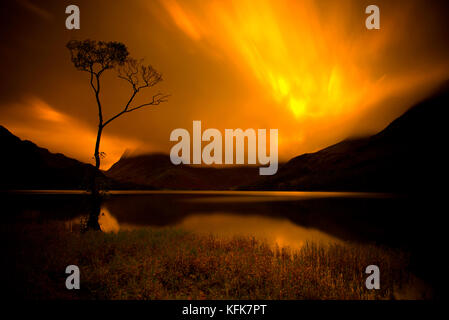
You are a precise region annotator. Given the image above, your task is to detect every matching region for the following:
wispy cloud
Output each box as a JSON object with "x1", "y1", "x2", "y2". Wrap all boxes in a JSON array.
[
  {"x1": 2, "y1": 97, "x2": 152, "y2": 169},
  {"x1": 159, "y1": 0, "x2": 202, "y2": 41},
  {"x1": 16, "y1": 0, "x2": 53, "y2": 21}
]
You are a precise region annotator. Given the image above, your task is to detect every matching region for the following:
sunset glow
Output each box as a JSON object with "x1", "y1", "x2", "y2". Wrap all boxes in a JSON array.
[
  {"x1": 158, "y1": 0, "x2": 448, "y2": 122},
  {"x1": 1, "y1": 0, "x2": 448, "y2": 167},
  {"x1": 161, "y1": 0, "x2": 371, "y2": 119},
  {"x1": 2, "y1": 0, "x2": 449, "y2": 301}
]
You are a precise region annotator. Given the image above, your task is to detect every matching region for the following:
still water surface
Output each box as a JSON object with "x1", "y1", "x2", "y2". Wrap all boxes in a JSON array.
[{"x1": 5, "y1": 190, "x2": 401, "y2": 249}]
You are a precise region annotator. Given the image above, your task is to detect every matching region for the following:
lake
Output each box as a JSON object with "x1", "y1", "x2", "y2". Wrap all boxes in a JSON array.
[
  {"x1": 2, "y1": 190, "x2": 415, "y2": 249},
  {"x1": 4, "y1": 189, "x2": 446, "y2": 297}
]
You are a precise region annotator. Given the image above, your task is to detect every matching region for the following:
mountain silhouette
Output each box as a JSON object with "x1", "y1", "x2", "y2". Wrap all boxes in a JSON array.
[
  {"x1": 2, "y1": 81, "x2": 447, "y2": 192},
  {"x1": 0, "y1": 126, "x2": 110, "y2": 190},
  {"x1": 245, "y1": 81, "x2": 449, "y2": 192},
  {"x1": 107, "y1": 81, "x2": 448, "y2": 192},
  {"x1": 106, "y1": 153, "x2": 261, "y2": 190}
]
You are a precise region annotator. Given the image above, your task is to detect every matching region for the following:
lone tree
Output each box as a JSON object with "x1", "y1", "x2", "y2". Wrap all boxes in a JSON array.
[{"x1": 66, "y1": 40, "x2": 168, "y2": 194}]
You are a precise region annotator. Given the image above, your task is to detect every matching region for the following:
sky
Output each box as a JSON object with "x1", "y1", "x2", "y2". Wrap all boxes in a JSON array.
[{"x1": 1, "y1": 0, "x2": 449, "y2": 169}]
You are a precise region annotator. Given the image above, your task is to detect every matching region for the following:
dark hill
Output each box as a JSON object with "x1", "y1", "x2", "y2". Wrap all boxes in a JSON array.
[
  {"x1": 106, "y1": 153, "x2": 262, "y2": 190},
  {"x1": 245, "y1": 82, "x2": 449, "y2": 192},
  {"x1": 0, "y1": 126, "x2": 110, "y2": 190},
  {"x1": 4, "y1": 80, "x2": 447, "y2": 192}
]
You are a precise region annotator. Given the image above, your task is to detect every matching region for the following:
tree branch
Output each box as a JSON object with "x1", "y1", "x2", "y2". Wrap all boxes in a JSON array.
[
  {"x1": 95, "y1": 74, "x2": 103, "y2": 125},
  {"x1": 89, "y1": 67, "x2": 97, "y2": 92},
  {"x1": 103, "y1": 93, "x2": 169, "y2": 127},
  {"x1": 101, "y1": 58, "x2": 168, "y2": 128}
]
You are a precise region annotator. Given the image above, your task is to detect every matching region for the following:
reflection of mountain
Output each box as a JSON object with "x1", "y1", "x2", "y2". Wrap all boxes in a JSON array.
[
  {"x1": 2, "y1": 190, "x2": 443, "y2": 294},
  {"x1": 0, "y1": 126, "x2": 117, "y2": 190},
  {"x1": 106, "y1": 153, "x2": 261, "y2": 190},
  {"x1": 246, "y1": 83, "x2": 449, "y2": 192},
  {"x1": 100, "y1": 191, "x2": 442, "y2": 293},
  {"x1": 102, "y1": 193, "x2": 401, "y2": 243}
]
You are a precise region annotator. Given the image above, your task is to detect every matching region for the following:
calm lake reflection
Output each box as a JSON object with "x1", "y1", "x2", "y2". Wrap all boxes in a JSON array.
[
  {"x1": 4, "y1": 189, "x2": 444, "y2": 298},
  {"x1": 4, "y1": 190, "x2": 416, "y2": 249},
  {"x1": 98, "y1": 208, "x2": 343, "y2": 249}
]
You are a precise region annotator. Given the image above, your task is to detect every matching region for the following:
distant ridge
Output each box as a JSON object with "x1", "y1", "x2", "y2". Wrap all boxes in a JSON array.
[
  {"x1": 2, "y1": 81, "x2": 447, "y2": 192},
  {"x1": 106, "y1": 81, "x2": 448, "y2": 192},
  {"x1": 244, "y1": 81, "x2": 449, "y2": 192},
  {"x1": 106, "y1": 153, "x2": 262, "y2": 190}
]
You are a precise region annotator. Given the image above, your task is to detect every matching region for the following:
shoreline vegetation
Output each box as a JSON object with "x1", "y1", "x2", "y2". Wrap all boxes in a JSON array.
[{"x1": 4, "y1": 222, "x2": 430, "y2": 300}]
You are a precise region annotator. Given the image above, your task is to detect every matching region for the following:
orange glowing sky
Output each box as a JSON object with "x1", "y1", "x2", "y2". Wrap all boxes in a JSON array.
[{"x1": 1, "y1": 0, "x2": 449, "y2": 169}]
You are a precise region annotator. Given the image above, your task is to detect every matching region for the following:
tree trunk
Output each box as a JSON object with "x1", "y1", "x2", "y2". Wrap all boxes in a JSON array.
[
  {"x1": 91, "y1": 124, "x2": 103, "y2": 195},
  {"x1": 87, "y1": 124, "x2": 103, "y2": 231},
  {"x1": 86, "y1": 196, "x2": 102, "y2": 231}
]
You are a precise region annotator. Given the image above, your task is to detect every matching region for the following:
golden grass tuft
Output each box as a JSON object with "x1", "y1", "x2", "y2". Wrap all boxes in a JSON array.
[{"x1": 3, "y1": 222, "x2": 426, "y2": 300}]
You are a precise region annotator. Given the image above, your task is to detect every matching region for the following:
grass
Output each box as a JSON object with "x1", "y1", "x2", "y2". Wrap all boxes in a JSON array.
[{"x1": 3, "y1": 222, "x2": 427, "y2": 300}]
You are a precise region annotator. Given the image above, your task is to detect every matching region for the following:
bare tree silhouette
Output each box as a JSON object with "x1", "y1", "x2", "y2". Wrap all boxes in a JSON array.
[{"x1": 66, "y1": 40, "x2": 168, "y2": 196}]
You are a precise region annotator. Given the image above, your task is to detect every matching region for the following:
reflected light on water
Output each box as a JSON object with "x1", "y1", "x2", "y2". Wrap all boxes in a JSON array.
[
  {"x1": 175, "y1": 212, "x2": 342, "y2": 250},
  {"x1": 65, "y1": 208, "x2": 122, "y2": 233},
  {"x1": 98, "y1": 208, "x2": 120, "y2": 233},
  {"x1": 93, "y1": 209, "x2": 342, "y2": 249}
]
